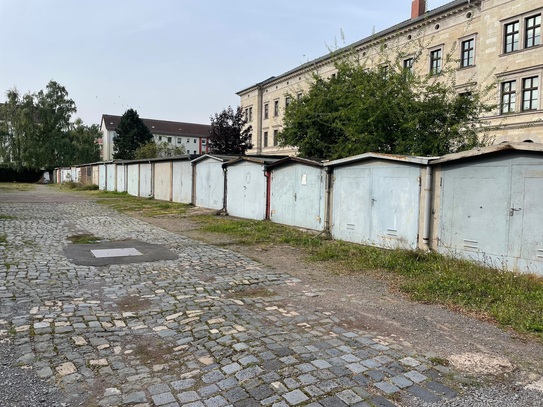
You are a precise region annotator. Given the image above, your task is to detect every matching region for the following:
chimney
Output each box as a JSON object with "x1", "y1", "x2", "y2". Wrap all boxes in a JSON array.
[{"x1": 411, "y1": 0, "x2": 426, "y2": 19}]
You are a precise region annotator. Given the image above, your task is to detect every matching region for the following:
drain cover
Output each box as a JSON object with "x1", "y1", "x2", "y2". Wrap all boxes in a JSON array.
[
  {"x1": 91, "y1": 248, "x2": 143, "y2": 258},
  {"x1": 64, "y1": 239, "x2": 178, "y2": 266}
]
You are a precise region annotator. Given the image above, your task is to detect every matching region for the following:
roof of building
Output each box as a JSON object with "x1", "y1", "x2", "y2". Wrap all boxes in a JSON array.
[
  {"x1": 101, "y1": 114, "x2": 211, "y2": 138},
  {"x1": 265, "y1": 156, "x2": 325, "y2": 169},
  {"x1": 223, "y1": 156, "x2": 284, "y2": 168},
  {"x1": 237, "y1": 0, "x2": 475, "y2": 94},
  {"x1": 430, "y1": 142, "x2": 543, "y2": 164},
  {"x1": 325, "y1": 152, "x2": 435, "y2": 167}
]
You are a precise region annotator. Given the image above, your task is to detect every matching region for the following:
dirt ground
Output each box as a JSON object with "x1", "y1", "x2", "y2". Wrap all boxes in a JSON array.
[{"x1": 135, "y1": 210, "x2": 543, "y2": 389}]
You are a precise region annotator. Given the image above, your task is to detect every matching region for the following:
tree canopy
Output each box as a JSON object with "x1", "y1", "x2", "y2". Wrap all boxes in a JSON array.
[
  {"x1": 279, "y1": 55, "x2": 494, "y2": 159},
  {"x1": 208, "y1": 106, "x2": 252, "y2": 155},
  {"x1": 134, "y1": 141, "x2": 186, "y2": 159},
  {"x1": 113, "y1": 109, "x2": 153, "y2": 160},
  {"x1": 0, "y1": 81, "x2": 100, "y2": 170}
]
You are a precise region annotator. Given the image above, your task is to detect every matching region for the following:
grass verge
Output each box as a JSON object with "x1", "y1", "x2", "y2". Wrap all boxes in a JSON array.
[
  {"x1": 57, "y1": 186, "x2": 189, "y2": 217},
  {"x1": 0, "y1": 183, "x2": 35, "y2": 191},
  {"x1": 195, "y1": 216, "x2": 543, "y2": 340}
]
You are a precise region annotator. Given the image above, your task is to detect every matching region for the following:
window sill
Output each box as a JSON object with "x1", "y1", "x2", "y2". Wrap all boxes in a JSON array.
[
  {"x1": 458, "y1": 64, "x2": 476, "y2": 71},
  {"x1": 495, "y1": 109, "x2": 541, "y2": 118},
  {"x1": 500, "y1": 44, "x2": 542, "y2": 57}
]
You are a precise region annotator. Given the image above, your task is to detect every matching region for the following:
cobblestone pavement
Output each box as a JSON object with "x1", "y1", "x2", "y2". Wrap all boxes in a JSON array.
[{"x1": 0, "y1": 188, "x2": 459, "y2": 407}]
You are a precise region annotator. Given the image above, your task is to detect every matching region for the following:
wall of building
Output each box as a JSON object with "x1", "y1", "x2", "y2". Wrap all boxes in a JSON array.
[{"x1": 239, "y1": 0, "x2": 543, "y2": 155}]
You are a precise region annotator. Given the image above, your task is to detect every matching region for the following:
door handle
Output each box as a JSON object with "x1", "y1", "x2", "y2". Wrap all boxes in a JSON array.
[{"x1": 509, "y1": 207, "x2": 521, "y2": 216}]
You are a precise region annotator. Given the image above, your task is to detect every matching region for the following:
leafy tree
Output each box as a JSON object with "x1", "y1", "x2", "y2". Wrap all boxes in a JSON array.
[
  {"x1": 134, "y1": 141, "x2": 186, "y2": 159},
  {"x1": 69, "y1": 119, "x2": 101, "y2": 164},
  {"x1": 0, "y1": 81, "x2": 83, "y2": 169},
  {"x1": 113, "y1": 109, "x2": 153, "y2": 160},
  {"x1": 279, "y1": 54, "x2": 494, "y2": 159},
  {"x1": 208, "y1": 106, "x2": 252, "y2": 155}
]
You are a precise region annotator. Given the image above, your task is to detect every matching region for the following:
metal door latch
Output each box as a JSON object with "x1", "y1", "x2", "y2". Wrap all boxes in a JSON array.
[{"x1": 509, "y1": 207, "x2": 522, "y2": 216}]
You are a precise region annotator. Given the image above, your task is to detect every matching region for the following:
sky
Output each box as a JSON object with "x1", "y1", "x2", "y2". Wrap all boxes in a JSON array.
[{"x1": 0, "y1": 0, "x2": 451, "y2": 126}]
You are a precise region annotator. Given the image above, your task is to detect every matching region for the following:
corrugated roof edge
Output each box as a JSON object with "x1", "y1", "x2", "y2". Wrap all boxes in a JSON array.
[
  {"x1": 236, "y1": 0, "x2": 473, "y2": 95},
  {"x1": 190, "y1": 154, "x2": 242, "y2": 164},
  {"x1": 325, "y1": 152, "x2": 435, "y2": 167},
  {"x1": 430, "y1": 142, "x2": 543, "y2": 165},
  {"x1": 222, "y1": 156, "x2": 286, "y2": 168},
  {"x1": 265, "y1": 156, "x2": 326, "y2": 169}
]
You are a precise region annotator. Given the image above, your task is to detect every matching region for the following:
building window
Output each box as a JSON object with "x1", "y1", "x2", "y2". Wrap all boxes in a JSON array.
[
  {"x1": 177, "y1": 137, "x2": 182, "y2": 144},
  {"x1": 460, "y1": 38, "x2": 474, "y2": 67},
  {"x1": 158, "y1": 136, "x2": 162, "y2": 141},
  {"x1": 187, "y1": 138, "x2": 190, "y2": 142},
  {"x1": 248, "y1": 107, "x2": 253, "y2": 122},
  {"x1": 194, "y1": 139, "x2": 197, "y2": 143},
  {"x1": 263, "y1": 131, "x2": 268, "y2": 148},
  {"x1": 525, "y1": 14, "x2": 541, "y2": 48},
  {"x1": 403, "y1": 57, "x2": 414, "y2": 73},
  {"x1": 297, "y1": 92, "x2": 303, "y2": 101},
  {"x1": 522, "y1": 77, "x2": 539, "y2": 111},
  {"x1": 501, "y1": 80, "x2": 516, "y2": 114},
  {"x1": 201, "y1": 139, "x2": 206, "y2": 145},
  {"x1": 167, "y1": 137, "x2": 172, "y2": 143},
  {"x1": 264, "y1": 103, "x2": 269, "y2": 119},
  {"x1": 430, "y1": 48, "x2": 442, "y2": 75},
  {"x1": 285, "y1": 96, "x2": 291, "y2": 108},
  {"x1": 273, "y1": 130, "x2": 278, "y2": 146},
  {"x1": 274, "y1": 100, "x2": 279, "y2": 117},
  {"x1": 504, "y1": 21, "x2": 520, "y2": 53}
]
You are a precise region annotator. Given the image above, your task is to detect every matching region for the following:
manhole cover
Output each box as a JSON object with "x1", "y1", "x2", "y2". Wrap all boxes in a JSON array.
[
  {"x1": 91, "y1": 248, "x2": 143, "y2": 258},
  {"x1": 64, "y1": 239, "x2": 178, "y2": 266}
]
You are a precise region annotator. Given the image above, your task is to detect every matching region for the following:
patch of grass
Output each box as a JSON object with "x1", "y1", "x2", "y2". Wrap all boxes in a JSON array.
[
  {"x1": 60, "y1": 181, "x2": 99, "y2": 191},
  {"x1": 0, "y1": 215, "x2": 16, "y2": 220},
  {"x1": 93, "y1": 191, "x2": 189, "y2": 217},
  {"x1": 68, "y1": 234, "x2": 102, "y2": 244},
  {"x1": 192, "y1": 216, "x2": 543, "y2": 340},
  {"x1": 0, "y1": 183, "x2": 34, "y2": 191},
  {"x1": 196, "y1": 216, "x2": 322, "y2": 246},
  {"x1": 0, "y1": 234, "x2": 7, "y2": 244},
  {"x1": 428, "y1": 356, "x2": 450, "y2": 366}
]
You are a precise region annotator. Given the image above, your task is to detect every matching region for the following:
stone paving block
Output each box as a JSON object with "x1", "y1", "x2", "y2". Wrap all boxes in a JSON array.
[
  {"x1": 406, "y1": 384, "x2": 442, "y2": 403},
  {"x1": 370, "y1": 396, "x2": 398, "y2": 407},
  {"x1": 149, "y1": 383, "x2": 171, "y2": 395},
  {"x1": 123, "y1": 391, "x2": 147, "y2": 404},
  {"x1": 282, "y1": 389, "x2": 309, "y2": 405},
  {"x1": 336, "y1": 389, "x2": 363, "y2": 405},
  {"x1": 177, "y1": 391, "x2": 201, "y2": 403},
  {"x1": 225, "y1": 387, "x2": 249, "y2": 403},
  {"x1": 375, "y1": 381, "x2": 401, "y2": 394},
  {"x1": 204, "y1": 395, "x2": 228, "y2": 407},
  {"x1": 311, "y1": 359, "x2": 332, "y2": 369},
  {"x1": 320, "y1": 396, "x2": 348, "y2": 407},
  {"x1": 235, "y1": 366, "x2": 263, "y2": 382},
  {"x1": 238, "y1": 355, "x2": 259, "y2": 366},
  {"x1": 199, "y1": 384, "x2": 220, "y2": 397},
  {"x1": 425, "y1": 381, "x2": 457, "y2": 398},
  {"x1": 390, "y1": 375, "x2": 413, "y2": 389},
  {"x1": 171, "y1": 378, "x2": 196, "y2": 391},
  {"x1": 202, "y1": 370, "x2": 226, "y2": 384},
  {"x1": 152, "y1": 392, "x2": 176, "y2": 406}
]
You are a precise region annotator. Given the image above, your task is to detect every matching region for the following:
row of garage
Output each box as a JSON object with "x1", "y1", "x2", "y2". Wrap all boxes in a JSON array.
[{"x1": 55, "y1": 143, "x2": 543, "y2": 275}]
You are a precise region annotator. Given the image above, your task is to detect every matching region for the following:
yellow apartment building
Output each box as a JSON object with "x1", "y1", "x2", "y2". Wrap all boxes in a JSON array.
[{"x1": 237, "y1": 0, "x2": 542, "y2": 156}]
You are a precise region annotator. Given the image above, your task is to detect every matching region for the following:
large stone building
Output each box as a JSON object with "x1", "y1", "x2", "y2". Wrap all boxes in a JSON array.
[
  {"x1": 100, "y1": 114, "x2": 211, "y2": 161},
  {"x1": 237, "y1": 0, "x2": 543, "y2": 156}
]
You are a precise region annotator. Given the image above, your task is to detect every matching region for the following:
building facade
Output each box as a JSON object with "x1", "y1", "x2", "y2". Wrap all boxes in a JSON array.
[
  {"x1": 238, "y1": 0, "x2": 543, "y2": 156},
  {"x1": 100, "y1": 114, "x2": 211, "y2": 160}
]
